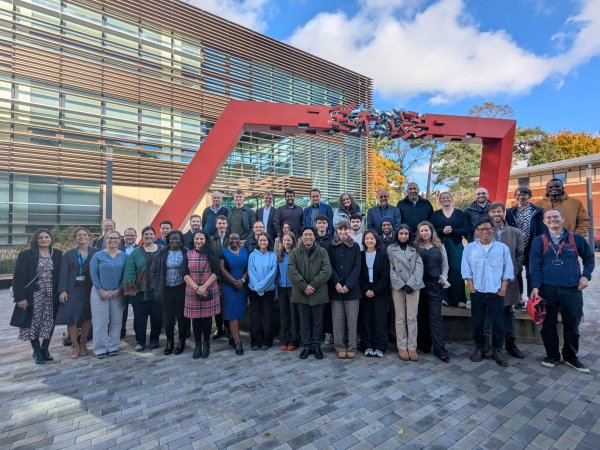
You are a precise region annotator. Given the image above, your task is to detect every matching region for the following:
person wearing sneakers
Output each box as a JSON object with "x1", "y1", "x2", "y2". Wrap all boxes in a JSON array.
[
  {"x1": 530, "y1": 209, "x2": 595, "y2": 373},
  {"x1": 461, "y1": 217, "x2": 514, "y2": 367},
  {"x1": 387, "y1": 224, "x2": 424, "y2": 362}
]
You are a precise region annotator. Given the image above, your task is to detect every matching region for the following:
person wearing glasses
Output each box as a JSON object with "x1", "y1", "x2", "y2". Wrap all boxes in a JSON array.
[
  {"x1": 461, "y1": 217, "x2": 514, "y2": 367},
  {"x1": 464, "y1": 187, "x2": 491, "y2": 242},
  {"x1": 120, "y1": 227, "x2": 138, "y2": 338},
  {"x1": 367, "y1": 189, "x2": 401, "y2": 232}
]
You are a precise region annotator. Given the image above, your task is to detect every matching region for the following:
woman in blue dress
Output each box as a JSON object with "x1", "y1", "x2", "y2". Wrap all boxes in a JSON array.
[{"x1": 220, "y1": 233, "x2": 248, "y2": 355}]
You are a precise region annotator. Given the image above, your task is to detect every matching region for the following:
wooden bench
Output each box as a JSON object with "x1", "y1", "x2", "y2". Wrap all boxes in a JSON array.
[
  {"x1": 0, "y1": 274, "x2": 12, "y2": 290},
  {"x1": 441, "y1": 305, "x2": 576, "y2": 344}
]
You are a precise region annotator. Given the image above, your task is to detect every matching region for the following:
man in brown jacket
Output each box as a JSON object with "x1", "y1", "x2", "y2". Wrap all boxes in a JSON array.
[{"x1": 536, "y1": 179, "x2": 590, "y2": 236}]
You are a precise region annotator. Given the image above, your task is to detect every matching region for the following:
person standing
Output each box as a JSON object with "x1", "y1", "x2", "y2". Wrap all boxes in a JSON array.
[
  {"x1": 256, "y1": 191, "x2": 276, "y2": 241},
  {"x1": 227, "y1": 189, "x2": 256, "y2": 240},
  {"x1": 506, "y1": 186, "x2": 544, "y2": 303},
  {"x1": 535, "y1": 178, "x2": 590, "y2": 237},
  {"x1": 183, "y1": 215, "x2": 203, "y2": 249},
  {"x1": 11, "y1": 228, "x2": 63, "y2": 364},
  {"x1": 387, "y1": 225, "x2": 424, "y2": 362},
  {"x1": 430, "y1": 192, "x2": 469, "y2": 308},
  {"x1": 211, "y1": 215, "x2": 230, "y2": 339},
  {"x1": 367, "y1": 189, "x2": 401, "y2": 232},
  {"x1": 414, "y1": 221, "x2": 450, "y2": 363},
  {"x1": 273, "y1": 189, "x2": 303, "y2": 237},
  {"x1": 220, "y1": 233, "x2": 248, "y2": 356},
  {"x1": 123, "y1": 226, "x2": 162, "y2": 352},
  {"x1": 56, "y1": 228, "x2": 97, "y2": 359},
  {"x1": 243, "y1": 221, "x2": 265, "y2": 253},
  {"x1": 530, "y1": 209, "x2": 595, "y2": 373},
  {"x1": 328, "y1": 220, "x2": 362, "y2": 359},
  {"x1": 396, "y1": 183, "x2": 433, "y2": 233},
  {"x1": 155, "y1": 220, "x2": 172, "y2": 246},
  {"x1": 461, "y1": 217, "x2": 514, "y2": 367},
  {"x1": 89, "y1": 230, "x2": 127, "y2": 358},
  {"x1": 349, "y1": 214, "x2": 364, "y2": 251},
  {"x1": 489, "y1": 202, "x2": 526, "y2": 359},
  {"x1": 247, "y1": 233, "x2": 278, "y2": 351},
  {"x1": 277, "y1": 232, "x2": 300, "y2": 351},
  {"x1": 183, "y1": 230, "x2": 222, "y2": 359},
  {"x1": 150, "y1": 230, "x2": 190, "y2": 355},
  {"x1": 302, "y1": 188, "x2": 334, "y2": 235},
  {"x1": 464, "y1": 187, "x2": 491, "y2": 241},
  {"x1": 359, "y1": 230, "x2": 390, "y2": 358},
  {"x1": 120, "y1": 227, "x2": 138, "y2": 338},
  {"x1": 92, "y1": 219, "x2": 118, "y2": 250},
  {"x1": 202, "y1": 191, "x2": 229, "y2": 237},
  {"x1": 315, "y1": 214, "x2": 334, "y2": 346},
  {"x1": 288, "y1": 227, "x2": 332, "y2": 360},
  {"x1": 333, "y1": 192, "x2": 361, "y2": 228}
]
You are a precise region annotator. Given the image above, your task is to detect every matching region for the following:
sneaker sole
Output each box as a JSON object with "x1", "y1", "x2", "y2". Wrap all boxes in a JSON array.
[
  {"x1": 564, "y1": 360, "x2": 590, "y2": 373},
  {"x1": 541, "y1": 361, "x2": 558, "y2": 368}
]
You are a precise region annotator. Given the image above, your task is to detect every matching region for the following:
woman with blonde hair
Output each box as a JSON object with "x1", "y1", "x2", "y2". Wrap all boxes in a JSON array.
[{"x1": 414, "y1": 221, "x2": 450, "y2": 363}]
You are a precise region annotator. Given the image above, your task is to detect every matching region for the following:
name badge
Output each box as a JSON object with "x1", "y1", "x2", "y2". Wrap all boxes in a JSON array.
[
  {"x1": 552, "y1": 260, "x2": 564, "y2": 266},
  {"x1": 76, "y1": 275, "x2": 86, "y2": 281}
]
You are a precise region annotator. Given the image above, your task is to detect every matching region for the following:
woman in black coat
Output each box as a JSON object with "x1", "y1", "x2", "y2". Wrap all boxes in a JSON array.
[
  {"x1": 57, "y1": 227, "x2": 97, "y2": 359},
  {"x1": 150, "y1": 230, "x2": 190, "y2": 355},
  {"x1": 11, "y1": 228, "x2": 62, "y2": 364},
  {"x1": 359, "y1": 230, "x2": 390, "y2": 357}
]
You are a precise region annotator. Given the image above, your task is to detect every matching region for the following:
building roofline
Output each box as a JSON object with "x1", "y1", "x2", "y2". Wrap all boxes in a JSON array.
[{"x1": 511, "y1": 153, "x2": 600, "y2": 177}]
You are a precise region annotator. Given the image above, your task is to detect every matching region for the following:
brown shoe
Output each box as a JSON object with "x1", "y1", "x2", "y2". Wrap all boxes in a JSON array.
[
  {"x1": 346, "y1": 352, "x2": 356, "y2": 359},
  {"x1": 79, "y1": 340, "x2": 89, "y2": 357},
  {"x1": 337, "y1": 351, "x2": 347, "y2": 359},
  {"x1": 408, "y1": 349, "x2": 419, "y2": 361},
  {"x1": 287, "y1": 345, "x2": 296, "y2": 351},
  {"x1": 69, "y1": 344, "x2": 79, "y2": 359},
  {"x1": 398, "y1": 348, "x2": 409, "y2": 361},
  {"x1": 279, "y1": 345, "x2": 288, "y2": 351}
]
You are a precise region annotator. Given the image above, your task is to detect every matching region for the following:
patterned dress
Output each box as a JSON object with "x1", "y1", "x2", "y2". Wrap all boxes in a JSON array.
[
  {"x1": 184, "y1": 250, "x2": 221, "y2": 319},
  {"x1": 19, "y1": 254, "x2": 54, "y2": 340}
]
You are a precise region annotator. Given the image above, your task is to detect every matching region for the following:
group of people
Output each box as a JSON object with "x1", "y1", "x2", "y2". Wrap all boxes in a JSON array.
[{"x1": 10, "y1": 179, "x2": 595, "y2": 372}]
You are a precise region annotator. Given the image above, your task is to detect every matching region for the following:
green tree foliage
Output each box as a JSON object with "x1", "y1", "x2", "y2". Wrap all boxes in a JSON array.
[
  {"x1": 529, "y1": 130, "x2": 600, "y2": 166},
  {"x1": 432, "y1": 142, "x2": 482, "y2": 195}
]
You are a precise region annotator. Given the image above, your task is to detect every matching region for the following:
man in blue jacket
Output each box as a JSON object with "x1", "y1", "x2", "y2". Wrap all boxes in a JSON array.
[
  {"x1": 530, "y1": 209, "x2": 595, "y2": 373},
  {"x1": 367, "y1": 189, "x2": 400, "y2": 232},
  {"x1": 302, "y1": 189, "x2": 333, "y2": 235}
]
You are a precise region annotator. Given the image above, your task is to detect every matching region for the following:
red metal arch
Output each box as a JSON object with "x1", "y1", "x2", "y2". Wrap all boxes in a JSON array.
[{"x1": 150, "y1": 100, "x2": 516, "y2": 232}]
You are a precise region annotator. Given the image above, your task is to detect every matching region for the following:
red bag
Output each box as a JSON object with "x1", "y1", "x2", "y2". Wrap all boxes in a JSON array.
[{"x1": 527, "y1": 297, "x2": 547, "y2": 325}]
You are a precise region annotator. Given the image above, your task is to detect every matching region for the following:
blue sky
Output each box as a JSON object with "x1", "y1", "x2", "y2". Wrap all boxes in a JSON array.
[{"x1": 189, "y1": 0, "x2": 600, "y2": 186}]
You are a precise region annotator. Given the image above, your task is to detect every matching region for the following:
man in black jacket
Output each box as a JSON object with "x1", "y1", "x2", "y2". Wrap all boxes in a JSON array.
[
  {"x1": 396, "y1": 183, "x2": 433, "y2": 233},
  {"x1": 274, "y1": 189, "x2": 303, "y2": 237},
  {"x1": 464, "y1": 187, "x2": 491, "y2": 241}
]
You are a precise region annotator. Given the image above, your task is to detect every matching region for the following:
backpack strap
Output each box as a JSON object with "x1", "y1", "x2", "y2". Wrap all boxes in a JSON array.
[{"x1": 541, "y1": 234, "x2": 552, "y2": 255}]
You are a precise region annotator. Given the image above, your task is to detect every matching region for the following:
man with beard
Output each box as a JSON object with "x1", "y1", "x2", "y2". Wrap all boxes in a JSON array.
[
  {"x1": 274, "y1": 189, "x2": 303, "y2": 237},
  {"x1": 464, "y1": 187, "x2": 491, "y2": 242},
  {"x1": 396, "y1": 183, "x2": 433, "y2": 233},
  {"x1": 536, "y1": 179, "x2": 590, "y2": 236},
  {"x1": 380, "y1": 218, "x2": 397, "y2": 250},
  {"x1": 183, "y1": 215, "x2": 202, "y2": 249},
  {"x1": 349, "y1": 213, "x2": 364, "y2": 250}
]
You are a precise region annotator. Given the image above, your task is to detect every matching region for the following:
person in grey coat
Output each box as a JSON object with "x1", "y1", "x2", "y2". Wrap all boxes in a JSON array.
[{"x1": 488, "y1": 202, "x2": 525, "y2": 359}]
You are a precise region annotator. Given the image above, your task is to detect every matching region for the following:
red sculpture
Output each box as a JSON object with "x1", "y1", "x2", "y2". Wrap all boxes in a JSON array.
[{"x1": 149, "y1": 100, "x2": 516, "y2": 232}]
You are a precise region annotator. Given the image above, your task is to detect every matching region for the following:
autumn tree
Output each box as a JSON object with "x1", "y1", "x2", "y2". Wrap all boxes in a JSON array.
[
  {"x1": 529, "y1": 130, "x2": 600, "y2": 165},
  {"x1": 370, "y1": 139, "x2": 405, "y2": 206}
]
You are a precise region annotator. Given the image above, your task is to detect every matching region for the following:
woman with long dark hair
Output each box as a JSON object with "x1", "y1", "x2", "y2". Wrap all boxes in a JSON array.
[
  {"x1": 150, "y1": 230, "x2": 190, "y2": 355},
  {"x1": 333, "y1": 192, "x2": 361, "y2": 228},
  {"x1": 387, "y1": 224, "x2": 424, "y2": 362},
  {"x1": 11, "y1": 228, "x2": 62, "y2": 364},
  {"x1": 56, "y1": 227, "x2": 97, "y2": 359},
  {"x1": 414, "y1": 221, "x2": 450, "y2": 363},
  {"x1": 183, "y1": 230, "x2": 222, "y2": 359}
]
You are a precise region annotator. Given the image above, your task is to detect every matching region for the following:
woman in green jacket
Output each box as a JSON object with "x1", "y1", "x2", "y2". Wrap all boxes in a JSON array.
[{"x1": 123, "y1": 225, "x2": 162, "y2": 352}]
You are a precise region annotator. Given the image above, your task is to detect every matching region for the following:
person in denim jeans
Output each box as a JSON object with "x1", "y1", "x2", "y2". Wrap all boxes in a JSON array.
[
  {"x1": 461, "y1": 217, "x2": 514, "y2": 367},
  {"x1": 530, "y1": 209, "x2": 595, "y2": 373}
]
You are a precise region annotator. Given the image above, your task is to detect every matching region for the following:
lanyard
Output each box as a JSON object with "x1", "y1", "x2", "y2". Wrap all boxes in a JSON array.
[{"x1": 77, "y1": 248, "x2": 88, "y2": 275}]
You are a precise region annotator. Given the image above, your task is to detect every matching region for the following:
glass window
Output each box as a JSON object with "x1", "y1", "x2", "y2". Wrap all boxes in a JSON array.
[
  {"x1": 518, "y1": 177, "x2": 530, "y2": 186},
  {"x1": 553, "y1": 172, "x2": 566, "y2": 183}
]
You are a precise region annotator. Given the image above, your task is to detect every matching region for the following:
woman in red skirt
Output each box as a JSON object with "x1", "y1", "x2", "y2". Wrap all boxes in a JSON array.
[{"x1": 183, "y1": 230, "x2": 222, "y2": 359}]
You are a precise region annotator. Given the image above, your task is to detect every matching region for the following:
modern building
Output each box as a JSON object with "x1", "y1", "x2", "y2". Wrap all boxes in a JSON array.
[
  {"x1": 507, "y1": 153, "x2": 600, "y2": 234},
  {"x1": 0, "y1": 0, "x2": 373, "y2": 245}
]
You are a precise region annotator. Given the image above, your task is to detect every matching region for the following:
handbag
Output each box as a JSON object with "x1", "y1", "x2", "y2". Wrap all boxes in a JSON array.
[
  {"x1": 195, "y1": 290, "x2": 214, "y2": 302},
  {"x1": 527, "y1": 296, "x2": 547, "y2": 325}
]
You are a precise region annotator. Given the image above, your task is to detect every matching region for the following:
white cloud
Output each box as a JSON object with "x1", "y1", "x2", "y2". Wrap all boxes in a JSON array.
[
  {"x1": 183, "y1": 0, "x2": 271, "y2": 33},
  {"x1": 286, "y1": 0, "x2": 600, "y2": 104}
]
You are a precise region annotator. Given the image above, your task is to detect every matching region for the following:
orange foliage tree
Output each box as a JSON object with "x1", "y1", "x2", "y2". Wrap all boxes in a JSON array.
[
  {"x1": 530, "y1": 130, "x2": 600, "y2": 165},
  {"x1": 369, "y1": 146, "x2": 405, "y2": 207}
]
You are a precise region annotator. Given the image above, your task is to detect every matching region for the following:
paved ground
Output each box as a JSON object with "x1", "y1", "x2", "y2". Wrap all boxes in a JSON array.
[{"x1": 1, "y1": 259, "x2": 599, "y2": 450}]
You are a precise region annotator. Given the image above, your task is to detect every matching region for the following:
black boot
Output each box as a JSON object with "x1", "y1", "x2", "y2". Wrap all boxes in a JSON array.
[
  {"x1": 314, "y1": 345, "x2": 324, "y2": 360},
  {"x1": 229, "y1": 336, "x2": 235, "y2": 348},
  {"x1": 41, "y1": 339, "x2": 54, "y2": 361},
  {"x1": 164, "y1": 339, "x2": 174, "y2": 355},
  {"x1": 31, "y1": 340, "x2": 45, "y2": 364},
  {"x1": 200, "y1": 340, "x2": 210, "y2": 359},
  {"x1": 174, "y1": 339, "x2": 185, "y2": 355},
  {"x1": 505, "y1": 337, "x2": 525, "y2": 359},
  {"x1": 235, "y1": 342, "x2": 244, "y2": 356},
  {"x1": 193, "y1": 342, "x2": 202, "y2": 359}
]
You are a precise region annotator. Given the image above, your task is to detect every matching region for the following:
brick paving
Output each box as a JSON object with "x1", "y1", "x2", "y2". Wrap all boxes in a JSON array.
[{"x1": 1, "y1": 257, "x2": 599, "y2": 449}]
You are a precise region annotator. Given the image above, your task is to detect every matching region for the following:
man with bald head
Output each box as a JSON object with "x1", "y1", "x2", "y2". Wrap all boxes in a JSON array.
[
  {"x1": 367, "y1": 189, "x2": 401, "y2": 232},
  {"x1": 396, "y1": 183, "x2": 433, "y2": 233},
  {"x1": 202, "y1": 191, "x2": 229, "y2": 237},
  {"x1": 464, "y1": 187, "x2": 491, "y2": 241}
]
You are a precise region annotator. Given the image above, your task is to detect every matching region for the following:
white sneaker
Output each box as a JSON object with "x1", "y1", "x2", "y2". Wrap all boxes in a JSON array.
[
  {"x1": 324, "y1": 333, "x2": 333, "y2": 345},
  {"x1": 373, "y1": 349, "x2": 384, "y2": 358},
  {"x1": 457, "y1": 302, "x2": 467, "y2": 309},
  {"x1": 442, "y1": 299, "x2": 448, "y2": 307},
  {"x1": 365, "y1": 348, "x2": 374, "y2": 357}
]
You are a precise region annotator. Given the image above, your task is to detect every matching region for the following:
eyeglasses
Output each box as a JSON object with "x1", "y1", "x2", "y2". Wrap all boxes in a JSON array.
[
  {"x1": 476, "y1": 193, "x2": 488, "y2": 196},
  {"x1": 476, "y1": 227, "x2": 493, "y2": 232}
]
